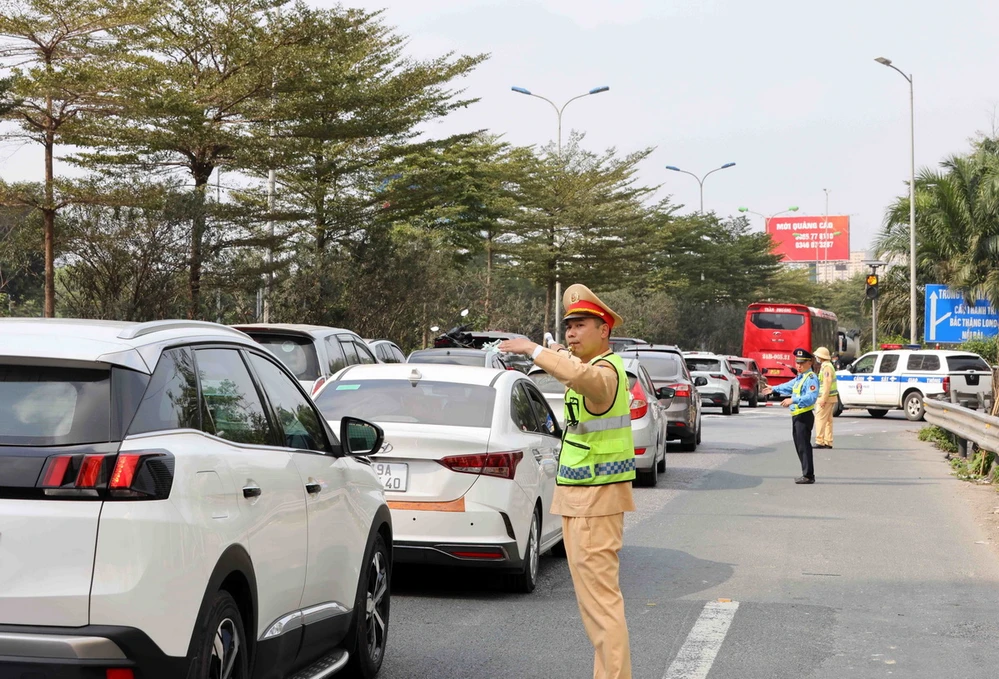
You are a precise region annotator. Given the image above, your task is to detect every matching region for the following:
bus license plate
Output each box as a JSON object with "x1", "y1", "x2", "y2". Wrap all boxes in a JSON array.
[
  {"x1": 767, "y1": 369, "x2": 782, "y2": 375},
  {"x1": 374, "y1": 463, "x2": 409, "y2": 492}
]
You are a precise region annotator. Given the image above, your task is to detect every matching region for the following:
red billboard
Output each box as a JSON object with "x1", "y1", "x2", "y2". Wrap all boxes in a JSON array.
[{"x1": 765, "y1": 215, "x2": 850, "y2": 262}]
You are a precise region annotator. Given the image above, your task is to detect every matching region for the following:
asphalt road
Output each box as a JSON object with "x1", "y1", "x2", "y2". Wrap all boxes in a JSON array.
[{"x1": 380, "y1": 404, "x2": 999, "y2": 679}]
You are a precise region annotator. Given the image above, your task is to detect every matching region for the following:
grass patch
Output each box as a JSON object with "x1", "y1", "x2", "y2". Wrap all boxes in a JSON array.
[{"x1": 918, "y1": 425, "x2": 958, "y2": 454}]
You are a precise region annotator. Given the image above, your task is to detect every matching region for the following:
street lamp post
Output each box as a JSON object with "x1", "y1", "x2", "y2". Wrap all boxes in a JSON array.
[
  {"x1": 875, "y1": 56, "x2": 917, "y2": 345},
  {"x1": 665, "y1": 163, "x2": 737, "y2": 213},
  {"x1": 512, "y1": 85, "x2": 610, "y2": 343}
]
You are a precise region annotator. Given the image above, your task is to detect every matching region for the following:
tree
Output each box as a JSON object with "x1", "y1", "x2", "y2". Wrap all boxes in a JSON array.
[
  {"x1": 876, "y1": 143, "x2": 999, "y2": 337},
  {"x1": 508, "y1": 134, "x2": 656, "y2": 331},
  {"x1": 648, "y1": 211, "x2": 783, "y2": 306},
  {"x1": 69, "y1": 0, "x2": 289, "y2": 318},
  {"x1": 232, "y1": 3, "x2": 485, "y2": 317},
  {"x1": 0, "y1": 0, "x2": 151, "y2": 316}
]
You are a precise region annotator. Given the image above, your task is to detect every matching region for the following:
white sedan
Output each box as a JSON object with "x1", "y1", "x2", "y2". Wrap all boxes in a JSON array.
[{"x1": 313, "y1": 363, "x2": 564, "y2": 593}]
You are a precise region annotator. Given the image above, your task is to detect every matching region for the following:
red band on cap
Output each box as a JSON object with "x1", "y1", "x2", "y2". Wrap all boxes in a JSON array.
[{"x1": 565, "y1": 300, "x2": 615, "y2": 329}]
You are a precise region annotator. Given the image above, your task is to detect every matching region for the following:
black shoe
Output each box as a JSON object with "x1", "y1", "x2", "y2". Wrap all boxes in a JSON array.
[
  {"x1": 815, "y1": 444, "x2": 830, "y2": 449},
  {"x1": 795, "y1": 476, "x2": 815, "y2": 484}
]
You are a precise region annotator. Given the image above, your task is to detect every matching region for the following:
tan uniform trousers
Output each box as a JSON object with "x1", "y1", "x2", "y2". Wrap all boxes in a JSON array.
[
  {"x1": 562, "y1": 513, "x2": 632, "y2": 679},
  {"x1": 815, "y1": 399, "x2": 834, "y2": 446}
]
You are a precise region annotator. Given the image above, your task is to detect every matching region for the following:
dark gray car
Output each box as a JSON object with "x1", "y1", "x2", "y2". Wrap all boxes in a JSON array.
[{"x1": 622, "y1": 345, "x2": 704, "y2": 451}]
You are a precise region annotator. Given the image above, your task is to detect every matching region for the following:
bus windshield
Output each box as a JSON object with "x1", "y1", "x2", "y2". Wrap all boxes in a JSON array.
[{"x1": 750, "y1": 312, "x2": 805, "y2": 330}]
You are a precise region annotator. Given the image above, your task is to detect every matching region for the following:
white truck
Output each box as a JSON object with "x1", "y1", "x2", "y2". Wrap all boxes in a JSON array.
[{"x1": 835, "y1": 348, "x2": 993, "y2": 420}]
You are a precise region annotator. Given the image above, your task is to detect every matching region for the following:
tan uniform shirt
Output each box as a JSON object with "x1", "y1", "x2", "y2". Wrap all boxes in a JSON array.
[{"x1": 533, "y1": 347, "x2": 636, "y2": 517}]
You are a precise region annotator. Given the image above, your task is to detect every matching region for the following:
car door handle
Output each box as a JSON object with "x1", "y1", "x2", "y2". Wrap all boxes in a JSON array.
[
  {"x1": 242, "y1": 484, "x2": 261, "y2": 499},
  {"x1": 305, "y1": 481, "x2": 322, "y2": 495}
]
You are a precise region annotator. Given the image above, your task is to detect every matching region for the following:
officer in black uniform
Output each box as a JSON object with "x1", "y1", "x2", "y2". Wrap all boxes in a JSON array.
[{"x1": 762, "y1": 348, "x2": 821, "y2": 484}]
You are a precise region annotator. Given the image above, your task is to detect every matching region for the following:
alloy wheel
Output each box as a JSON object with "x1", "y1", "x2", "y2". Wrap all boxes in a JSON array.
[
  {"x1": 366, "y1": 550, "x2": 389, "y2": 665},
  {"x1": 209, "y1": 617, "x2": 240, "y2": 679}
]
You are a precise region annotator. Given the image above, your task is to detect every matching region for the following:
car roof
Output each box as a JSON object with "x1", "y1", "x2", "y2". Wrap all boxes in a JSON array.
[
  {"x1": 1, "y1": 318, "x2": 256, "y2": 373},
  {"x1": 409, "y1": 348, "x2": 487, "y2": 357},
  {"x1": 232, "y1": 323, "x2": 357, "y2": 338},
  {"x1": 622, "y1": 345, "x2": 682, "y2": 354},
  {"x1": 324, "y1": 362, "x2": 507, "y2": 388},
  {"x1": 866, "y1": 349, "x2": 983, "y2": 357}
]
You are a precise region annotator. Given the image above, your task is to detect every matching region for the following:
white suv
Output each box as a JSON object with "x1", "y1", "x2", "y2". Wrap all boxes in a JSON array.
[{"x1": 0, "y1": 319, "x2": 392, "y2": 679}]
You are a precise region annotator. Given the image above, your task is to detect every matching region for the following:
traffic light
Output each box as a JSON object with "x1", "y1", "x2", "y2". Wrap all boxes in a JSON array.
[{"x1": 865, "y1": 273, "x2": 880, "y2": 300}]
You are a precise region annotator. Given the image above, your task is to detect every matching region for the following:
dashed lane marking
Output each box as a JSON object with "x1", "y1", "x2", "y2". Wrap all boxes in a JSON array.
[{"x1": 662, "y1": 600, "x2": 740, "y2": 679}]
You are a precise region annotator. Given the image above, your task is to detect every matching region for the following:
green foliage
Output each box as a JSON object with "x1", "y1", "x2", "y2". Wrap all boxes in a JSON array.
[
  {"x1": 958, "y1": 337, "x2": 999, "y2": 364},
  {"x1": 919, "y1": 425, "x2": 958, "y2": 454},
  {"x1": 875, "y1": 135, "x2": 999, "y2": 338}
]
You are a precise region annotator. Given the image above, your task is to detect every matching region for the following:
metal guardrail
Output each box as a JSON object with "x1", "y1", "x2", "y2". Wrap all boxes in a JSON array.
[{"x1": 924, "y1": 396, "x2": 999, "y2": 458}]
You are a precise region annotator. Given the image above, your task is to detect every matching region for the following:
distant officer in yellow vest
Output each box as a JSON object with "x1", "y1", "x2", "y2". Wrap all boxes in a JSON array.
[
  {"x1": 813, "y1": 346, "x2": 838, "y2": 449},
  {"x1": 500, "y1": 283, "x2": 635, "y2": 679},
  {"x1": 762, "y1": 347, "x2": 820, "y2": 484}
]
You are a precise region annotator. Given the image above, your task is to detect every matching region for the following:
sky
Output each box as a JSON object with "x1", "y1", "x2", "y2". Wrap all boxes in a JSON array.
[{"x1": 3, "y1": 0, "x2": 998, "y2": 253}]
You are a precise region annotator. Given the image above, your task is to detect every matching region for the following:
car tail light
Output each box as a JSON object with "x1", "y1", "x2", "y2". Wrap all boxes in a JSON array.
[
  {"x1": 630, "y1": 382, "x2": 648, "y2": 420},
  {"x1": 943, "y1": 376, "x2": 950, "y2": 393},
  {"x1": 669, "y1": 383, "x2": 691, "y2": 398},
  {"x1": 710, "y1": 374, "x2": 726, "y2": 380},
  {"x1": 37, "y1": 451, "x2": 174, "y2": 500},
  {"x1": 442, "y1": 546, "x2": 506, "y2": 560},
  {"x1": 311, "y1": 376, "x2": 327, "y2": 395},
  {"x1": 634, "y1": 448, "x2": 647, "y2": 455},
  {"x1": 438, "y1": 452, "x2": 524, "y2": 480}
]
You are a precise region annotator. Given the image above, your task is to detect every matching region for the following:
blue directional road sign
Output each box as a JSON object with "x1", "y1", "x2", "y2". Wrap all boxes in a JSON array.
[{"x1": 924, "y1": 284, "x2": 999, "y2": 343}]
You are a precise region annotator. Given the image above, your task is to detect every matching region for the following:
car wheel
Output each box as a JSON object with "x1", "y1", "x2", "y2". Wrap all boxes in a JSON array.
[
  {"x1": 637, "y1": 452, "x2": 658, "y2": 487},
  {"x1": 509, "y1": 509, "x2": 541, "y2": 593},
  {"x1": 904, "y1": 392, "x2": 925, "y2": 421},
  {"x1": 345, "y1": 533, "x2": 390, "y2": 678},
  {"x1": 696, "y1": 420, "x2": 702, "y2": 444},
  {"x1": 722, "y1": 404, "x2": 732, "y2": 415},
  {"x1": 749, "y1": 392, "x2": 759, "y2": 408},
  {"x1": 867, "y1": 408, "x2": 889, "y2": 418},
  {"x1": 657, "y1": 447, "x2": 667, "y2": 473},
  {"x1": 188, "y1": 590, "x2": 248, "y2": 679},
  {"x1": 733, "y1": 396, "x2": 740, "y2": 414}
]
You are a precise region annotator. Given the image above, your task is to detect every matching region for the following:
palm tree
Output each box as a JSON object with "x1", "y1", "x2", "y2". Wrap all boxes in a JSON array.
[{"x1": 875, "y1": 148, "x2": 999, "y2": 337}]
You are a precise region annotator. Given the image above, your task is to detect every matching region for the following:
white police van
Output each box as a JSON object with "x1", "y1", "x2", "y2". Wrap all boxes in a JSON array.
[{"x1": 835, "y1": 346, "x2": 992, "y2": 421}]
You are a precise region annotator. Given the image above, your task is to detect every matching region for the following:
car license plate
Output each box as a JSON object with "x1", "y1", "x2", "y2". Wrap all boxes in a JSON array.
[{"x1": 373, "y1": 462, "x2": 409, "y2": 492}]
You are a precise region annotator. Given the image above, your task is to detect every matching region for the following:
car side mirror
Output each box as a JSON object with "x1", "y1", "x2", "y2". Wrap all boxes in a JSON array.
[
  {"x1": 655, "y1": 386, "x2": 676, "y2": 400},
  {"x1": 731, "y1": 368, "x2": 743, "y2": 376},
  {"x1": 694, "y1": 376, "x2": 708, "y2": 387},
  {"x1": 340, "y1": 417, "x2": 384, "y2": 456}
]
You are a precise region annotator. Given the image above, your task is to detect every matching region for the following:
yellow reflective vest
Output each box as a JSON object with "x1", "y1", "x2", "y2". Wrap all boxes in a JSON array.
[
  {"x1": 819, "y1": 362, "x2": 839, "y2": 397},
  {"x1": 557, "y1": 352, "x2": 636, "y2": 485}
]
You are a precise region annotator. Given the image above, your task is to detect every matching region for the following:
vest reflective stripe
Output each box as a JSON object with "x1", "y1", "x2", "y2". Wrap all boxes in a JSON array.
[
  {"x1": 557, "y1": 352, "x2": 636, "y2": 486},
  {"x1": 791, "y1": 371, "x2": 816, "y2": 416},
  {"x1": 566, "y1": 413, "x2": 632, "y2": 435},
  {"x1": 819, "y1": 363, "x2": 839, "y2": 396}
]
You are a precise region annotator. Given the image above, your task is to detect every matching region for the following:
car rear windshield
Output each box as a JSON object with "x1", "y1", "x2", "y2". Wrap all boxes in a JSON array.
[
  {"x1": 314, "y1": 380, "x2": 496, "y2": 427},
  {"x1": 0, "y1": 365, "x2": 110, "y2": 446},
  {"x1": 408, "y1": 351, "x2": 484, "y2": 367},
  {"x1": 628, "y1": 353, "x2": 684, "y2": 379},
  {"x1": 728, "y1": 360, "x2": 748, "y2": 372},
  {"x1": 947, "y1": 355, "x2": 991, "y2": 372},
  {"x1": 529, "y1": 373, "x2": 565, "y2": 394},
  {"x1": 750, "y1": 312, "x2": 805, "y2": 331},
  {"x1": 685, "y1": 358, "x2": 721, "y2": 372},
  {"x1": 247, "y1": 334, "x2": 320, "y2": 380}
]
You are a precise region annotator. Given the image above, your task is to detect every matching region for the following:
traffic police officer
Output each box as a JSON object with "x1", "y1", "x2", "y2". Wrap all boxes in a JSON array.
[
  {"x1": 813, "y1": 346, "x2": 838, "y2": 449},
  {"x1": 762, "y1": 348, "x2": 820, "y2": 484},
  {"x1": 500, "y1": 283, "x2": 635, "y2": 679}
]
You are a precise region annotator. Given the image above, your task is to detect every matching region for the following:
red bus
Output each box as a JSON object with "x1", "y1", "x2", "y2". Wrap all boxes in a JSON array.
[{"x1": 742, "y1": 303, "x2": 838, "y2": 387}]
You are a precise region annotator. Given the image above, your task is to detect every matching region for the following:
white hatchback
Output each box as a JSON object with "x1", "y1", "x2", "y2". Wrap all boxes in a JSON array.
[{"x1": 314, "y1": 364, "x2": 563, "y2": 593}]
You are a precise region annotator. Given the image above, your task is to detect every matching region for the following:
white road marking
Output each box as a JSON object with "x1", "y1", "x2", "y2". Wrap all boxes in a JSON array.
[{"x1": 662, "y1": 600, "x2": 739, "y2": 679}]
